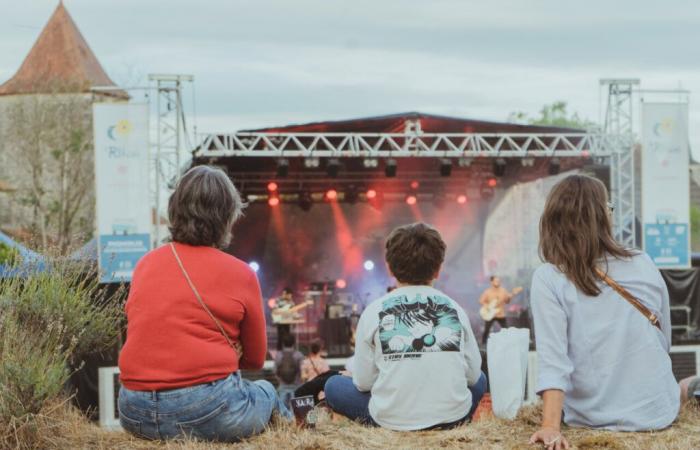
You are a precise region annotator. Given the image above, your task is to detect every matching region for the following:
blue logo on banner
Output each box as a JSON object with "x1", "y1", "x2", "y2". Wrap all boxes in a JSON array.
[
  {"x1": 99, "y1": 234, "x2": 150, "y2": 283},
  {"x1": 644, "y1": 223, "x2": 690, "y2": 268}
]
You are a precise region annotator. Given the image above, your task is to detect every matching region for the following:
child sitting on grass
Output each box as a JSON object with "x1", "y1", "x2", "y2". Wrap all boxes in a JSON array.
[{"x1": 323, "y1": 222, "x2": 487, "y2": 430}]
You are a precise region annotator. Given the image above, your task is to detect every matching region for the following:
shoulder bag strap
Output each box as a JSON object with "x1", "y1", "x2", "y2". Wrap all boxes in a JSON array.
[
  {"x1": 594, "y1": 267, "x2": 662, "y2": 330},
  {"x1": 170, "y1": 243, "x2": 241, "y2": 355}
]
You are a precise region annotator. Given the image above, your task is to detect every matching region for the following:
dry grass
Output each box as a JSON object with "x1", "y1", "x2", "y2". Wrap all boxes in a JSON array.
[{"x1": 8, "y1": 400, "x2": 700, "y2": 450}]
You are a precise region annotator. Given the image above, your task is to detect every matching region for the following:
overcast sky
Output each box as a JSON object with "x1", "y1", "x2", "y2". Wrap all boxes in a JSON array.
[{"x1": 1, "y1": 0, "x2": 699, "y2": 159}]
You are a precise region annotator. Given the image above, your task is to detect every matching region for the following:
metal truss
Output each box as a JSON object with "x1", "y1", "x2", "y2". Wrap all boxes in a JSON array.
[
  {"x1": 602, "y1": 79, "x2": 639, "y2": 248},
  {"x1": 195, "y1": 132, "x2": 624, "y2": 159}
]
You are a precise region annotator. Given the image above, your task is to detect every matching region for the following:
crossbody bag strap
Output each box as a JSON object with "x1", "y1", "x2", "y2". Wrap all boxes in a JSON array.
[
  {"x1": 170, "y1": 243, "x2": 240, "y2": 353},
  {"x1": 595, "y1": 267, "x2": 662, "y2": 330}
]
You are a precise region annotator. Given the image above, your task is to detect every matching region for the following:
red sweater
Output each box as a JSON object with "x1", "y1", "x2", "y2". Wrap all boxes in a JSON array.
[{"x1": 118, "y1": 243, "x2": 267, "y2": 391}]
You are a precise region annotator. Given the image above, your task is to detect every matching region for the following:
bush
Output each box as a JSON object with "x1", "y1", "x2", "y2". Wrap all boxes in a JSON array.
[
  {"x1": 0, "y1": 242, "x2": 20, "y2": 267},
  {"x1": 0, "y1": 258, "x2": 124, "y2": 448}
]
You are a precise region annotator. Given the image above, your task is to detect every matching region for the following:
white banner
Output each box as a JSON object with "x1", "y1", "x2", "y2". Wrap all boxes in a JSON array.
[
  {"x1": 93, "y1": 103, "x2": 151, "y2": 283},
  {"x1": 641, "y1": 102, "x2": 691, "y2": 268}
]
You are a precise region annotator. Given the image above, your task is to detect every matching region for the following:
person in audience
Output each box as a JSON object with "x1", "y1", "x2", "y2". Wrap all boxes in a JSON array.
[
  {"x1": 274, "y1": 333, "x2": 305, "y2": 407},
  {"x1": 529, "y1": 174, "x2": 680, "y2": 450},
  {"x1": 301, "y1": 340, "x2": 331, "y2": 382},
  {"x1": 324, "y1": 222, "x2": 487, "y2": 430},
  {"x1": 294, "y1": 340, "x2": 340, "y2": 404},
  {"x1": 680, "y1": 375, "x2": 700, "y2": 403},
  {"x1": 118, "y1": 166, "x2": 290, "y2": 443}
]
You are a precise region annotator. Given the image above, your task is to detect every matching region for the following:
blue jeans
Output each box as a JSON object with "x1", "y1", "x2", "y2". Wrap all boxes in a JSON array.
[
  {"x1": 324, "y1": 372, "x2": 488, "y2": 429},
  {"x1": 277, "y1": 383, "x2": 298, "y2": 409},
  {"x1": 118, "y1": 372, "x2": 292, "y2": 442}
]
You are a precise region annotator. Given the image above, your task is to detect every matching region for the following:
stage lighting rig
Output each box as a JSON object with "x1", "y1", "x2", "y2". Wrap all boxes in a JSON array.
[
  {"x1": 439, "y1": 159, "x2": 452, "y2": 177},
  {"x1": 548, "y1": 157, "x2": 561, "y2": 175},
  {"x1": 493, "y1": 158, "x2": 507, "y2": 177},
  {"x1": 384, "y1": 159, "x2": 397, "y2": 177},
  {"x1": 276, "y1": 159, "x2": 289, "y2": 178},
  {"x1": 304, "y1": 157, "x2": 320, "y2": 169},
  {"x1": 326, "y1": 159, "x2": 341, "y2": 178},
  {"x1": 363, "y1": 158, "x2": 379, "y2": 168}
]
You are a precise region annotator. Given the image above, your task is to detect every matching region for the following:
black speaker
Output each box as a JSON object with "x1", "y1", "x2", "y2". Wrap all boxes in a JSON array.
[{"x1": 318, "y1": 318, "x2": 352, "y2": 357}]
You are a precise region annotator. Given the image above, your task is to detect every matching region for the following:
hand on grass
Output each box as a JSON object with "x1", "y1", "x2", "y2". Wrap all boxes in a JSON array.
[{"x1": 529, "y1": 427, "x2": 569, "y2": 450}]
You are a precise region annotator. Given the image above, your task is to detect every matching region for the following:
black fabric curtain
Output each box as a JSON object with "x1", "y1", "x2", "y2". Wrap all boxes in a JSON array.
[{"x1": 661, "y1": 268, "x2": 700, "y2": 328}]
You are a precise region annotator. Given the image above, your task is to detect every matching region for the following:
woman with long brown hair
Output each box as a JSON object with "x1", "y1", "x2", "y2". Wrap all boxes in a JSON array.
[{"x1": 529, "y1": 174, "x2": 679, "y2": 449}]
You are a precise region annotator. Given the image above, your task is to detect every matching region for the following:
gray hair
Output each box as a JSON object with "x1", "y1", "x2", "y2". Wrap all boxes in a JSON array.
[{"x1": 167, "y1": 165, "x2": 245, "y2": 248}]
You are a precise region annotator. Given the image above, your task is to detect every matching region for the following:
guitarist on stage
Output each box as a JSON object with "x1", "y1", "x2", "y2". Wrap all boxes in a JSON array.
[
  {"x1": 274, "y1": 287, "x2": 295, "y2": 350},
  {"x1": 479, "y1": 276, "x2": 523, "y2": 344}
]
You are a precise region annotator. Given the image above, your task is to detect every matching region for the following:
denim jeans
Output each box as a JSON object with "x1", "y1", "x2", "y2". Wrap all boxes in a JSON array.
[
  {"x1": 276, "y1": 383, "x2": 298, "y2": 409},
  {"x1": 324, "y1": 372, "x2": 488, "y2": 429},
  {"x1": 118, "y1": 372, "x2": 292, "y2": 442}
]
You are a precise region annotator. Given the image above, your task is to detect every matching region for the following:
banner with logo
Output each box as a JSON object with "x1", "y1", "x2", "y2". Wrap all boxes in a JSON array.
[
  {"x1": 93, "y1": 103, "x2": 151, "y2": 283},
  {"x1": 641, "y1": 102, "x2": 691, "y2": 268}
]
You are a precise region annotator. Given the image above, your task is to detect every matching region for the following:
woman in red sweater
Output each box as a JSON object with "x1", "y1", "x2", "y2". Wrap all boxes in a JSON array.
[{"x1": 118, "y1": 166, "x2": 291, "y2": 442}]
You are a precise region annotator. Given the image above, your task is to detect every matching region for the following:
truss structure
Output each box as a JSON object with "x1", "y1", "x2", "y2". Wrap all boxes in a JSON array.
[
  {"x1": 196, "y1": 131, "x2": 623, "y2": 158},
  {"x1": 601, "y1": 78, "x2": 639, "y2": 249}
]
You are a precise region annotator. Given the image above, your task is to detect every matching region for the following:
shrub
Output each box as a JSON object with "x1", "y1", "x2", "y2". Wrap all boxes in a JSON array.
[
  {"x1": 0, "y1": 258, "x2": 124, "y2": 447},
  {"x1": 0, "y1": 242, "x2": 20, "y2": 267}
]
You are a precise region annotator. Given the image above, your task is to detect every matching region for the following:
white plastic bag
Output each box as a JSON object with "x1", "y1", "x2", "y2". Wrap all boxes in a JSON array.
[{"x1": 486, "y1": 327, "x2": 530, "y2": 419}]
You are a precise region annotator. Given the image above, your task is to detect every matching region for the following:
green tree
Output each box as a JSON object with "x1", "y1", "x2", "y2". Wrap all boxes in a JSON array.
[
  {"x1": 508, "y1": 101, "x2": 595, "y2": 129},
  {"x1": 691, "y1": 204, "x2": 700, "y2": 252}
]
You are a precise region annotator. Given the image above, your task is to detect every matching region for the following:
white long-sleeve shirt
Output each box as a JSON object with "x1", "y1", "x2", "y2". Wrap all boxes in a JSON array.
[
  {"x1": 531, "y1": 252, "x2": 680, "y2": 431},
  {"x1": 352, "y1": 285, "x2": 482, "y2": 430}
]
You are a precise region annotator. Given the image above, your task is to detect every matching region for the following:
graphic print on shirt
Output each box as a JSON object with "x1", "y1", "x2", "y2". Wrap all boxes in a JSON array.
[{"x1": 378, "y1": 293, "x2": 462, "y2": 356}]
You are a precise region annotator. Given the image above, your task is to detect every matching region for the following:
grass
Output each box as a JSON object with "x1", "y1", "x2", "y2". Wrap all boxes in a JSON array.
[{"x1": 13, "y1": 399, "x2": 700, "y2": 450}]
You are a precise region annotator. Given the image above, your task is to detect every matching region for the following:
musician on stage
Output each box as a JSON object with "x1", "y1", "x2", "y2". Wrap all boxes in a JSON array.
[
  {"x1": 274, "y1": 287, "x2": 295, "y2": 350},
  {"x1": 479, "y1": 275, "x2": 522, "y2": 344}
]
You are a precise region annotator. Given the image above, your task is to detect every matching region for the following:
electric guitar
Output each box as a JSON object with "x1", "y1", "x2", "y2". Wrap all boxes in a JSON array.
[
  {"x1": 479, "y1": 287, "x2": 523, "y2": 321},
  {"x1": 271, "y1": 300, "x2": 313, "y2": 324}
]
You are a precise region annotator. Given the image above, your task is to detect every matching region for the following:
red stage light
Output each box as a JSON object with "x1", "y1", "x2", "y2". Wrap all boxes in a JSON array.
[
  {"x1": 581, "y1": 150, "x2": 590, "y2": 158},
  {"x1": 268, "y1": 196, "x2": 280, "y2": 206},
  {"x1": 457, "y1": 194, "x2": 467, "y2": 204},
  {"x1": 336, "y1": 279, "x2": 347, "y2": 289},
  {"x1": 267, "y1": 182, "x2": 278, "y2": 192},
  {"x1": 326, "y1": 189, "x2": 338, "y2": 200},
  {"x1": 487, "y1": 178, "x2": 497, "y2": 188},
  {"x1": 366, "y1": 189, "x2": 377, "y2": 199},
  {"x1": 410, "y1": 180, "x2": 420, "y2": 189},
  {"x1": 406, "y1": 195, "x2": 417, "y2": 205}
]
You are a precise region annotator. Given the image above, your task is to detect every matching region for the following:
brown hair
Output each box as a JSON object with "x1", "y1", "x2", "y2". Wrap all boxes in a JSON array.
[
  {"x1": 385, "y1": 222, "x2": 446, "y2": 285},
  {"x1": 539, "y1": 174, "x2": 633, "y2": 296},
  {"x1": 168, "y1": 165, "x2": 244, "y2": 248}
]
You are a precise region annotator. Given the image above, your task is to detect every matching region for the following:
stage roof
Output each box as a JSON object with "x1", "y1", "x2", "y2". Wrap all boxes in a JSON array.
[{"x1": 247, "y1": 111, "x2": 583, "y2": 134}]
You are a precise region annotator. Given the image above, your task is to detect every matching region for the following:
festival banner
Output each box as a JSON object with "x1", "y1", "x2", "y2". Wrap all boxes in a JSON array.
[
  {"x1": 93, "y1": 103, "x2": 151, "y2": 283},
  {"x1": 641, "y1": 102, "x2": 691, "y2": 268}
]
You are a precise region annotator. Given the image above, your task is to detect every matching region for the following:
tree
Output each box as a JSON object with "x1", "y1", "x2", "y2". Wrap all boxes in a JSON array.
[
  {"x1": 508, "y1": 101, "x2": 595, "y2": 129},
  {"x1": 691, "y1": 204, "x2": 700, "y2": 253},
  {"x1": 2, "y1": 84, "x2": 94, "y2": 255}
]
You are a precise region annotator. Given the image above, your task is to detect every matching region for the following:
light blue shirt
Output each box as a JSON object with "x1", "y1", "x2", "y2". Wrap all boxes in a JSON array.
[{"x1": 531, "y1": 252, "x2": 680, "y2": 431}]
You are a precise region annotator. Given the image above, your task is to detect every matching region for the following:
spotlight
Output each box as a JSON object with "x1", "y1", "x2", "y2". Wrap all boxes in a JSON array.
[
  {"x1": 249, "y1": 261, "x2": 260, "y2": 272},
  {"x1": 298, "y1": 191, "x2": 313, "y2": 211},
  {"x1": 268, "y1": 195, "x2": 280, "y2": 207},
  {"x1": 267, "y1": 182, "x2": 278, "y2": 192},
  {"x1": 385, "y1": 159, "x2": 397, "y2": 177},
  {"x1": 368, "y1": 190, "x2": 384, "y2": 210},
  {"x1": 487, "y1": 177, "x2": 498, "y2": 188},
  {"x1": 457, "y1": 194, "x2": 467, "y2": 204},
  {"x1": 480, "y1": 180, "x2": 495, "y2": 201},
  {"x1": 548, "y1": 157, "x2": 561, "y2": 175},
  {"x1": 364, "y1": 260, "x2": 375, "y2": 271},
  {"x1": 366, "y1": 189, "x2": 377, "y2": 200},
  {"x1": 326, "y1": 189, "x2": 338, "y2": 201},
  {"x1": 276, "y1": 159, "x2": 289, "y2": 178},
  {"x1": 326, "y1": 158, "x2": 341, "y2": 178},
  {"x1": 336, "y1": 279, "x2": 347, "y2": 289},
  {"x1": 458, "y1": 157, "x2": 473, "y2": 167},
  {"x1": 405, "y1": 195, "x2": 417, "y2": 206},
  {"x1": 345, "y1": 186, "x2": 359, "y2": 204},
  {"x1": 304, "y1": 157, "x2": 320, "y2": 168},
  {"x1": 363, "y1": 158, "x2": 379, "y2": 168},
  {"x1": 521, "y1": 157, "x2": 535, "y2": 167},
  {"x1": 493, "y1": 158, "x2": 507, "y2": 177},
  {"x1": 410, "y1": 180, "x2": 420, "y2": 190},
  {"x1": 439, "y1": 159, "x2": 452, "y2": 177}
]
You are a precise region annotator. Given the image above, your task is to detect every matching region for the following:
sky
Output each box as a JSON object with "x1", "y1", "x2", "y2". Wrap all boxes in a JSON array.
[{"x1": 1, "y1": 0, "x2": 699, "y2": 160}]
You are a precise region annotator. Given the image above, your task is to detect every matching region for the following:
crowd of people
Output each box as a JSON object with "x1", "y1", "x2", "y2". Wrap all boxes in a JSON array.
[{"x1": 117, "y1": 166, "x2": 698, "y2": 448}]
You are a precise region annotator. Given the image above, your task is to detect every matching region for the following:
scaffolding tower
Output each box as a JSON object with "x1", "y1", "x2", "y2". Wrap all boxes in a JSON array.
[{"x1": 601, "y1": 78, "x2": 639, "y2": 248}]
